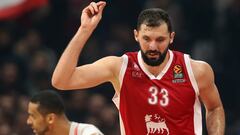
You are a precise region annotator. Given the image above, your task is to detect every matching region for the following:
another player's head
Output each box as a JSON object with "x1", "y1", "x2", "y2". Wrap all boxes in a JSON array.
[
  {"x1": 134, "y1": 8, "x2": 175, "y2": 66},
  {"x1": 27, "y1": 90, "x2": 65, "y2": 135}
]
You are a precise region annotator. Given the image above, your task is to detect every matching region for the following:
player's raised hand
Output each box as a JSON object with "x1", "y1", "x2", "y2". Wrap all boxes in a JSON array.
[{"x1": 81, "y1": 1, "x2": 106, "y2": 30}]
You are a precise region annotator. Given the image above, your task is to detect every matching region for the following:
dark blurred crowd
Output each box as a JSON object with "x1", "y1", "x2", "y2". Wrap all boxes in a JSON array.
[{"x1": 0, "y1": 0, "x2": 239, "y2": 135}]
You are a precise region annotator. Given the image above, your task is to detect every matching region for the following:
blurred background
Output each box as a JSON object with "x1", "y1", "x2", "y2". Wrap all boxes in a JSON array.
[{"x1": 0, "y1": 0, "x2": 239, "y2": 134}]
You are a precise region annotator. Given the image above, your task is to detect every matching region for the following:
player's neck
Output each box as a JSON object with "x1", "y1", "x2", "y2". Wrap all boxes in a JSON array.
[
  {"x1": 53, "y1": 115, "x2": 71, "y2": 135},
  {"x1": 144, "y1": 52, "x2": 170, "y2": 77}
]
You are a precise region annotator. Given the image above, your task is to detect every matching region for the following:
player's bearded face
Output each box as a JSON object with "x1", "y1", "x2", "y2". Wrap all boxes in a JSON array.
[{"x1": 141, "y1": 45, "x2": 169, "y2": 66}]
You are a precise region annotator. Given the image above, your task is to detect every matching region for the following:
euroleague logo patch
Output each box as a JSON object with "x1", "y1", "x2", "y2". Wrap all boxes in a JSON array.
[
  {"x1": 173, "y1": 65, "x2": 182, "y2": 74},
  {"x1": 172, "y1": 65, "x2": 185, "y2": 83}
]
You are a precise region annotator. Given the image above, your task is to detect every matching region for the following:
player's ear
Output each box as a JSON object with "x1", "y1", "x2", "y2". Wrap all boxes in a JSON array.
[
  {"x1": 170, "y1": 32, "x2": 175, "y2": 44},
  {"x1": 134, "y1": 29, "x2": 139, "y2": 42},
  {"x1": 46, "y1": 113, "x2": 56, "y2": 124}
]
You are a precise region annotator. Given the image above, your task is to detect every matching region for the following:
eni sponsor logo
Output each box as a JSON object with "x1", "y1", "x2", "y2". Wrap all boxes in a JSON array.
[{"x1": 172, "y1": 65, "x2": 185, "y2": 83}]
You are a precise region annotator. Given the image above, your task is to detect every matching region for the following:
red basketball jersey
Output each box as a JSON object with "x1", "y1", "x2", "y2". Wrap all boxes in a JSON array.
[{"x1": 113, "y1": 50, "x2": 202, "y2": 135}]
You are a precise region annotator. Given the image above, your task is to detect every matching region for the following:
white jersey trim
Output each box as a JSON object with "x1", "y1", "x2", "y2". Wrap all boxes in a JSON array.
[
  {"x1": 112, "y1": 54, "x2": 128, "y2": 135},
  {"x1": 112, "y1": 93, "x2": 126, "y2": 135},
  {"x1": 184, "y1": 54, "x2": 199, "y2": 95},
  {"x1": 184, "y1": 54, "x2": 202, "y2": 135},
  {"x1": 193, "y1": 98, "x2": 202, "y2": 135},
  {"x1": 69, "y1": 121, "x2": 76, "y2": 135},
  {"x1": 138, "y1": 50, "x2": 174, "y2": 80},
  {"x1": 69, "y1": 122, "x2": 104, "y2": 135},
  {"x1": 112, "y1": 93, "x2": 119, "y2": 109},
  {"x1": 119, "y1": 54, "x2": 128, "y2": 88},
  {"x1": 113, "y1": 54, "x2": 128, "y2": 110},
  {"x1": 119, "y1": 113, "x2": 126, "y2": 135}
]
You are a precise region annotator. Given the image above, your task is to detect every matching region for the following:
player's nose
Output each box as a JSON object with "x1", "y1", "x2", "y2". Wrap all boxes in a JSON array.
[{"x1": 149, "y1": 41, "x2": 158, "y2": 50}]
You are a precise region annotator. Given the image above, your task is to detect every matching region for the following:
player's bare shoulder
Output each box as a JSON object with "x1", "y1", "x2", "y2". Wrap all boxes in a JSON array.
[
  {"x1": 190, "y1": 58, "x2": 215, "y2": 89},
  {"x1": 103, "y1": 56, "x2": 123, "y2": 75},
  {"x1": 100, "y1": 55, "x2": 123, "y2": 92},
  {"x1": 97, "y1": 55, "x2": 123, "y2": 81}
]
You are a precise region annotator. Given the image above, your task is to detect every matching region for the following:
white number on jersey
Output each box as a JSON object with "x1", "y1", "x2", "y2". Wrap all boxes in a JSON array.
[{"x1": 148, "y1": 86, "x2": 169, "y2": 107}]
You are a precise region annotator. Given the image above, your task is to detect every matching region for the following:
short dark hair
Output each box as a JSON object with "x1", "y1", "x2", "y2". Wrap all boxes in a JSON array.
[
  {"x1": 30, "y1": 90, "x2": 65, "y2": 115},
  {"x1": 137, "y1": 8, "x2": 173, "y2": 32}
]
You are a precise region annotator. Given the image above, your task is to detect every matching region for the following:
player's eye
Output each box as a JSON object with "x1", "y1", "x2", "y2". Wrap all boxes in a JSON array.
[{"x1": 143, "y1": 36, "x2": 150, "y2": 42}]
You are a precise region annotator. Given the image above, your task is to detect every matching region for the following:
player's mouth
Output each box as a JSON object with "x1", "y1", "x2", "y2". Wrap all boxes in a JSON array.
[{"x1": 147, "y1": 54, "x2": 159, "y2": 59}]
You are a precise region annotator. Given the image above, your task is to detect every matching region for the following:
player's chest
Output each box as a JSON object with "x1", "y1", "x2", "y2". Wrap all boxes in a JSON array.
[{"x1": 122, "y1": 73, "x2": 196, "y2": 109}]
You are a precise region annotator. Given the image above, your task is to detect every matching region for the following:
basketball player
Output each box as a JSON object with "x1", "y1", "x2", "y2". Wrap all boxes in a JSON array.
[
  {"x1": 52, "y1": 1, "x2": 225, "y2": 135},
  {"x1": 27, "y1": 90, "x2": 103, "y2": 135}
]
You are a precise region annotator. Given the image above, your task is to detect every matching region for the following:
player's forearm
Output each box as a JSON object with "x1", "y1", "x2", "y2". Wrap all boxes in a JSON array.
[
  {"x1": 206, "y1": 106, "x2": 225, "y2": 135},
  {"x1": 52, "y1": 27, "x2": 94, "y2": 89}
]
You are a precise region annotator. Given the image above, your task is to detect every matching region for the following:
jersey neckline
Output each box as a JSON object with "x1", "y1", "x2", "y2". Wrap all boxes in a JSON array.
[{"x1": 137, "y1": 50, "x2": 173, "y2": 80}]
